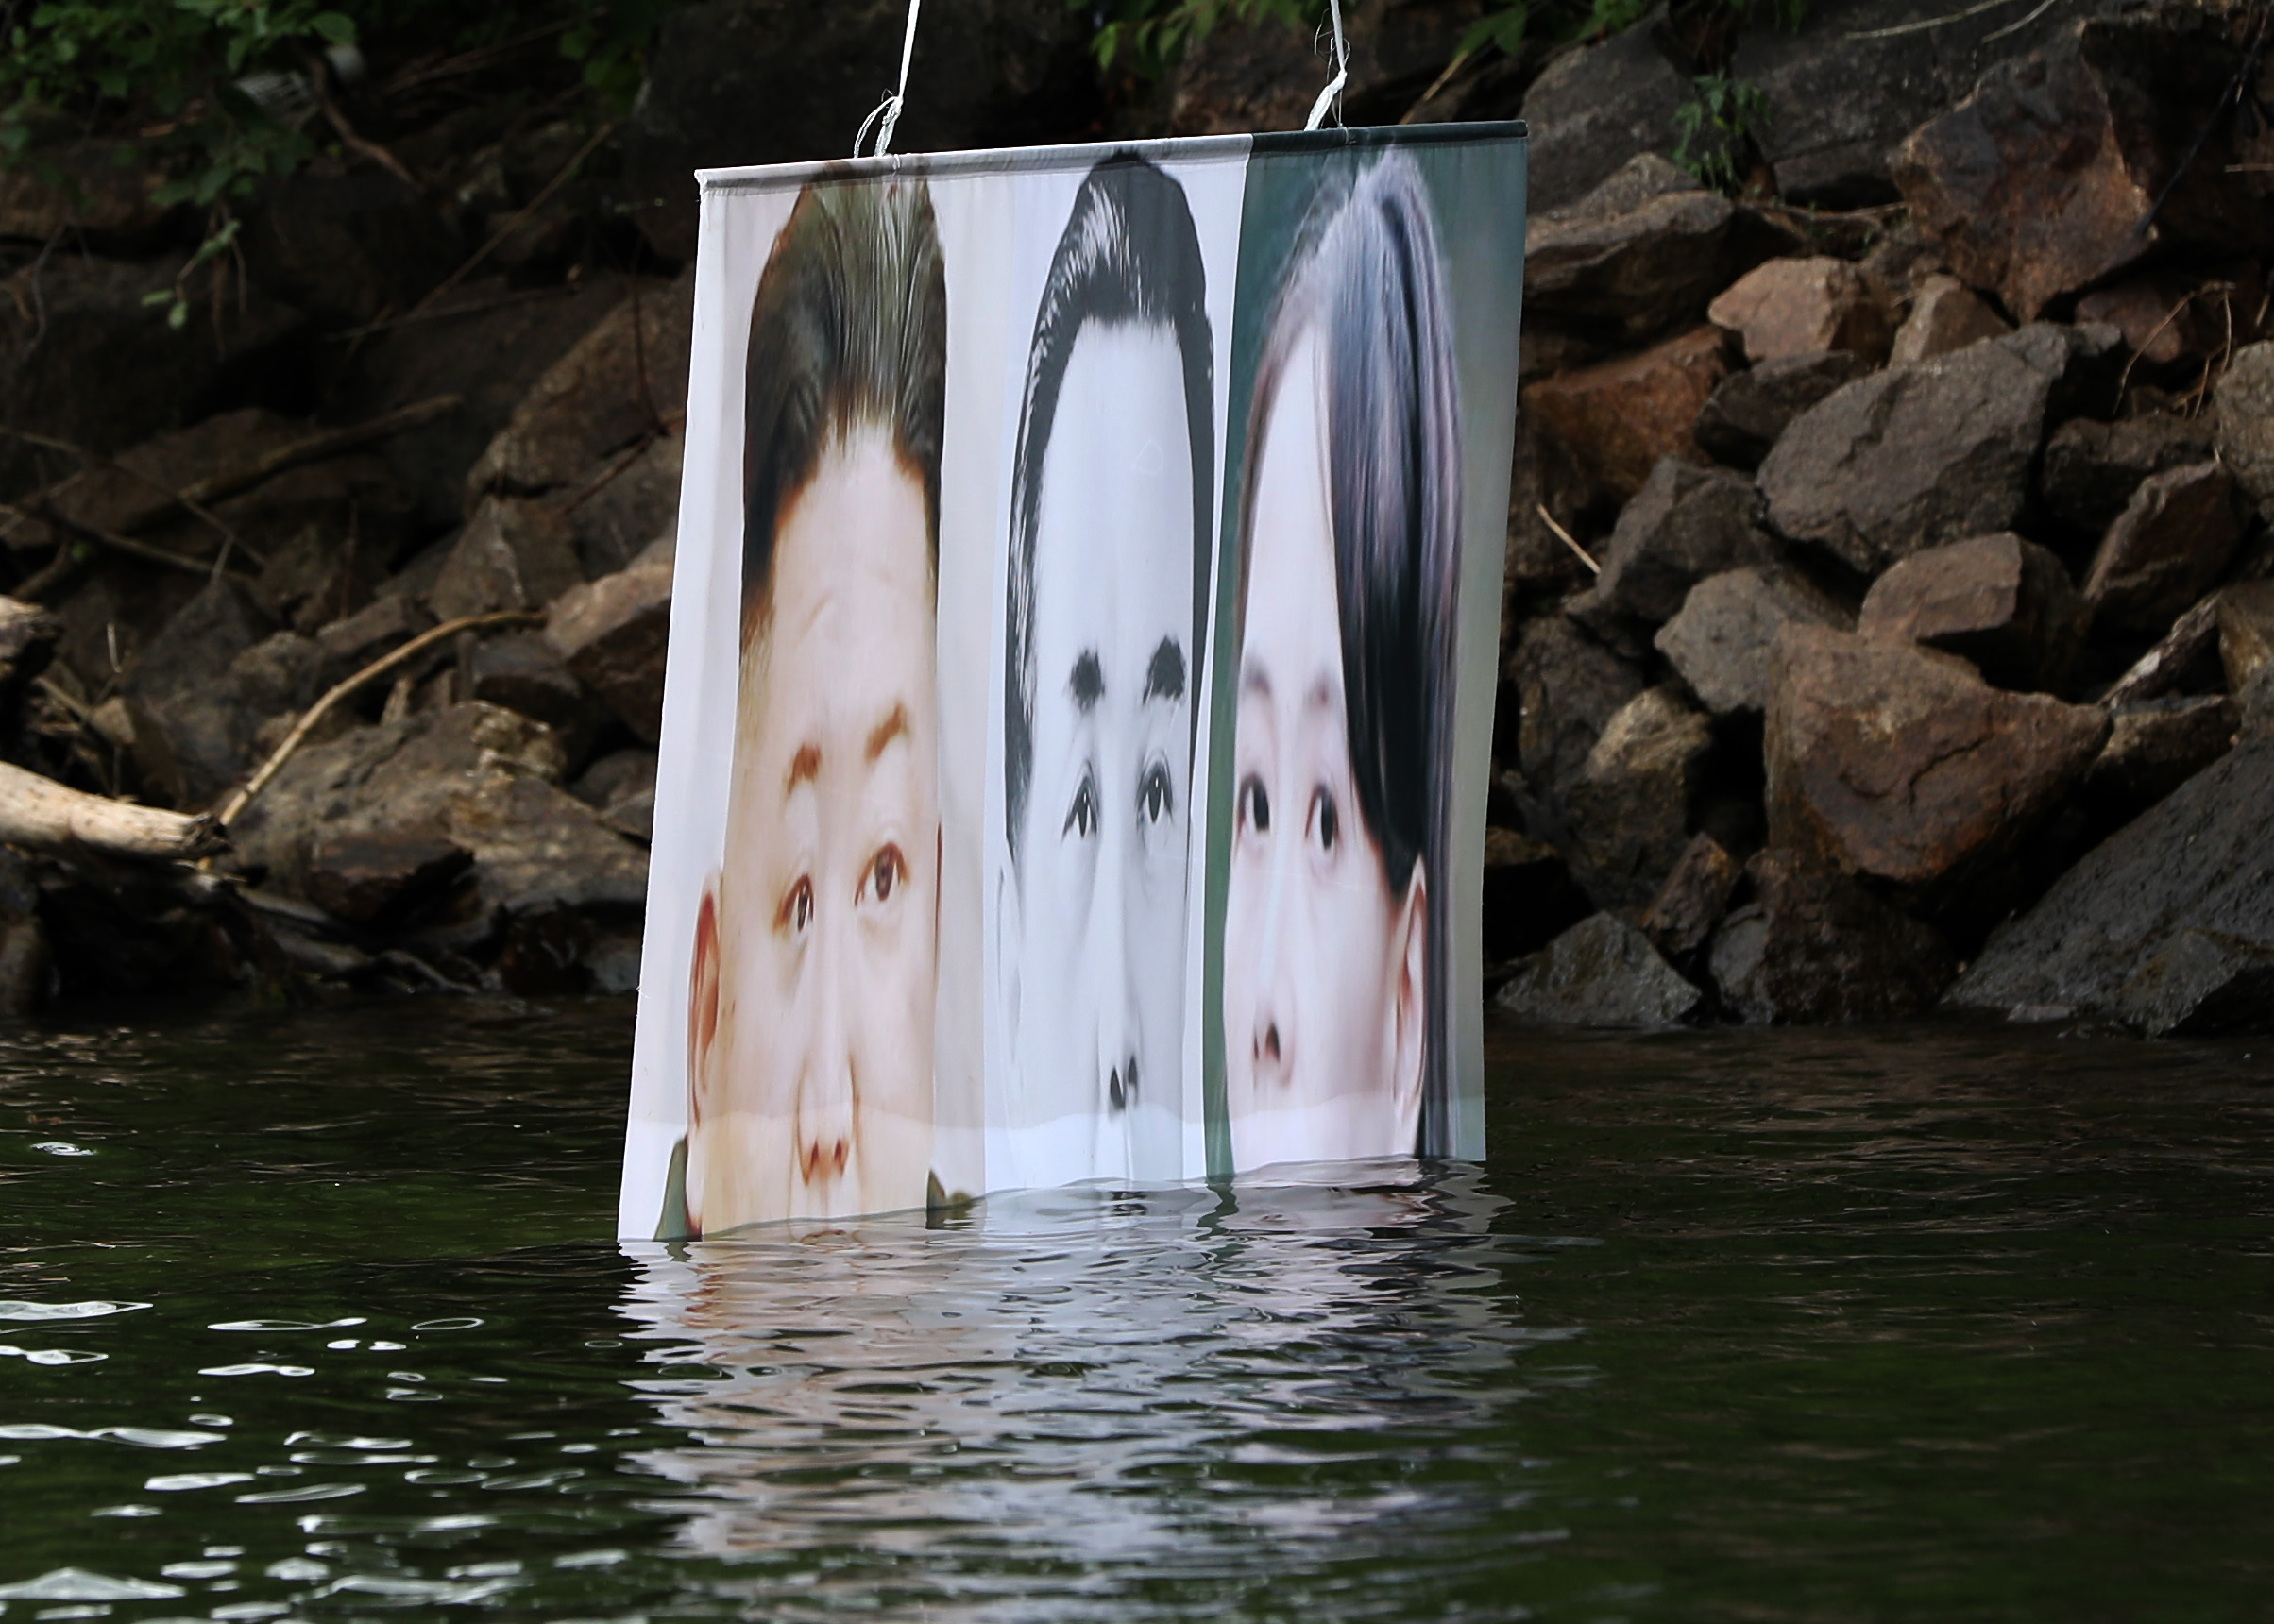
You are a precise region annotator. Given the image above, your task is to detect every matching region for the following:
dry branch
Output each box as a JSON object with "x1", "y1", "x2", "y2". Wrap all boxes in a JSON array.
[{"x1": 0, "y1": 759, "x2": 225, "y2": 860}]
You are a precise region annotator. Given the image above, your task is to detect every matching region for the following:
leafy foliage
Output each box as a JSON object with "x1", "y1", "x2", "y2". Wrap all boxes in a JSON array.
[
  {"x1": 1077, "y1": 0, "x2": 1325, "y2": 80},
  {"x1": 1672, "y1": 69, "x2": 1769, "y2": 192}
]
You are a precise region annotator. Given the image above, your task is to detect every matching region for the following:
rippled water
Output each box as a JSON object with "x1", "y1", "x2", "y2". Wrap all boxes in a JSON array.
[{"x1": 2, "y1": 1001, "x2": 2271, "y2": 1620}]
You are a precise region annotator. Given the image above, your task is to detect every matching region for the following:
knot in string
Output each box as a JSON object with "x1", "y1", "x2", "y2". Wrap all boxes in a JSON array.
[
  {"x1": 1303, "y1": 0, "x2": 1349, "y2": 130},
  {"x1": 855, "y1": 0, "x2": 924, "y2": 158}
]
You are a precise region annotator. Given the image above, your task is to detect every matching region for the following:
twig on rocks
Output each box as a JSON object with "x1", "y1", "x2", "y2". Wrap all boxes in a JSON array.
[
  {"x1": 1848, "y1": 0, "x2": 2028, "y2": 42},
  {"x1": 0, "y1": 499, "x2": 252, "y2": 584},
  {"x1": 1537, "y1": 503, "x2": 1601, "y2": 574},
  {"x1": 1982, "y1": 0, "x2": 2063, "y2": 43},
  {"x1": 220, "y1": 610, "x2": 541, "y2": 828},
  {"x1": 0, "y1": 758, "x2": 225, "y2": 860}
]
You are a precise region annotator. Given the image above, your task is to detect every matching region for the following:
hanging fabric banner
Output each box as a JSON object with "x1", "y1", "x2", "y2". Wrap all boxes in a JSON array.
[{"x1": 619, "y1": 122, "x2": 1527, "y2": 1239}]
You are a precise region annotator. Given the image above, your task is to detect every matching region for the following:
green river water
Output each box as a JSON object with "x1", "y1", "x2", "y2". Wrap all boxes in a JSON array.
[{"x1": 0, "y1": 999, "x2": 2268, "y2": 1620}]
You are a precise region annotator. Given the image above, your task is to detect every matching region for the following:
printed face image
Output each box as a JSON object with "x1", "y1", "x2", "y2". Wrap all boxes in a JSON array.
[
  {"x1": 1223, "y1": 332, "x2": 1425, "y2": 1170},
  {"x1": 1005, "y1": 323, "x2": 1196, "y2": 1183},
  {"x1": 688, "y1": 427, "x2": 939, "y2": 1230}
]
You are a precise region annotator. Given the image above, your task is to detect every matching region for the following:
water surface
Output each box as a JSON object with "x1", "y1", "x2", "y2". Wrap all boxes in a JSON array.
[{"x1": 1, "y1": 1001, "x2": 2269, "y2": 1619}]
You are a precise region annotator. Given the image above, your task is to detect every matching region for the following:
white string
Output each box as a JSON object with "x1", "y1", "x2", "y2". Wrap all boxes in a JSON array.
[
  {"x1": 1303, "y1": 0, "x2": 1349, "y2": 130},
  {"x1": 854, "y1": 0, "x2": 924, "y2": 158}
]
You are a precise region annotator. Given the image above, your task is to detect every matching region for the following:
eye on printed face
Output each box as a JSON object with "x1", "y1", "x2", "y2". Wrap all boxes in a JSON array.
[
  {"x1": 1223, "y1": 334, "x2": 1417, "y2": 1171},
  {"x1": 690, "y1": 427, "x2": 939, "y2": 1231},
  {"x1": 1008, "y1": 323, "x2": 1196, "y2": 1186}
]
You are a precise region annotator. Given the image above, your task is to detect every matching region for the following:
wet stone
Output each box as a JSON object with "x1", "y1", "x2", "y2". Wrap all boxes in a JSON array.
[{"x1": 1496, "y1": 912, "x2": 1704, "y2": 1029}]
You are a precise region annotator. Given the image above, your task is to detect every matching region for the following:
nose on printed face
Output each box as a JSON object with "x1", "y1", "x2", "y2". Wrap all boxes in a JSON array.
[
  {"x1": 1095, "y1": 803, "x2": 1139, "y2": 1117},
  {"x1": 1250, "y1": 826, "x2": 1293, "y2": 1086},
  {"x1": 796, "y1": 911, "x2": 857, "y2": 1197}
]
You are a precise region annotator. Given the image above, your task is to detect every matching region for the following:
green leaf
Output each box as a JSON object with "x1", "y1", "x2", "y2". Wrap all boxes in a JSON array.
[
  {"x1": 310, "y1": 10, "x2": 353, "y2": 42},
  {"x1": 167, "y1": 298, "x2": 190, "y2": 330}
]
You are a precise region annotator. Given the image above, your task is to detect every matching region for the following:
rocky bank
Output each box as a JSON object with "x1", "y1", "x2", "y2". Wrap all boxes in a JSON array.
[{"x1": 0, "y1": 0, "x2": 2268, "y2": 1038}]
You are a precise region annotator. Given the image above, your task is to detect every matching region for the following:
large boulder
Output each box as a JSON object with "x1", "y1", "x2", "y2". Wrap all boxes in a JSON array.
[
  {"x1": 1692, "y1": 350, "x2": 1872, "y2": 471},
  {"x1": 1639, "y1": 830, "x2": 1740, "y2": 967},
  {"x1": 1527, "y1": 325, "x2": 1732, "y2": 505},
  {"x1": 1496, "y1": 912, "x2": 1703, "y2": 1028},
  {"x1": 1568, "y1": 457, "x2": 1777, "y2": 632},
  {"x1": 1765, "y1": 622, "x2": 2110, "y2": 891},
  {"x1": 1947, "y1": 736, "x2": 2274, "y2": 1031},
  {"x1": 1858, "y1": 533, "x2": 2088, "y2": 694},
  {"x1": 1708, "y1": 849, "x2": 1959, "y2": 1023},
  {"x1": 545, "y1": 541, "x2": 673, "y2": 743},
  {"x1": 1655, "y1": 564, "x2": 1851, "y2": 717},
  {"x1": 1757, "y1": 331, "x2": 2055, "y2": 575},
  {"x1": 622, "y1": 0, "x2": 1094, "y2": 260},
  {"x1": 1565, "y1": 685, "x2": 1715, "y2": 907},
  {"x1": 1892, "y1": 14, "x2": 2274, "y2": 322},
  {"x1": 1732, "y1": 0, "x2": 2108, "y2": 208},
  {"x1": 1519, "y1": 20, "x2": 1689, "y2": 214}
]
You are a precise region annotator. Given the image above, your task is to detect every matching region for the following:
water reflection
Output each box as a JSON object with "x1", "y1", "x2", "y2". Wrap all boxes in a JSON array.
[{"x1": 619, "y1": 1165, "x2": 1567, "y2": 1592}]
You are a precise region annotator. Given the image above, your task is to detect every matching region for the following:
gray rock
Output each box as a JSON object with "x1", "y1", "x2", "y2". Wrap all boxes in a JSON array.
[
  {"x1": 1566, "y1": 685, "x2": 1715, "y2": 907},
  {"x1": 1693, "y1": 350, "x2": 1872, "y2": 470},
  {"x1": 2215, "y1": 342, "x2": 2274, "y2": 514},
  {"x1": 2043, "y1": 412, "x2": 2216, "y2": 536},
  {"x1": 573, "y1": 747, "x2": 660, "y2": 845},
  {"x1": 1656, "y1": 564, "x2": 1851, "y2": 717},
  {"x1": 1858, "y1": 532, "x2": 2088, "y2": 694},
  {"x1": 1757, "y1": 334, "x2": 2051, "y2": 575},
  {"x1": 2219, "y1": 580, "x2": 2274, "y2": 694},
  {"x1": 1709, "y1": 850, "x2": 1959, "y2": 1024},
  {"x1": 1888, "y1": 275, "x2": 2011, "y2": 365},
  {"x1": 1946, "y1": 735, "x2": 2274, "y2": 1021},
  {"x1": 468, "y1": 632, "x2": 599, "y2": 762},
  {"x1": 1522, "y1": 156, "x2": 1757, "y2": 342},
  {"x1": 1506, "y1": 614, "x2": 1647, "y2": 838},
  {"x1": 239, "y1": 168, "x2": 460, "y2": 328},
  {"x1": 2082, "y1": 464, "x2": 2243, "y2": 637},
  {"x1": 429, "y1": 497, "x2": 585, "y2": 622},
  {"x1": 1519, "y1": 25, "x2": 1688, "y2": 215},
  {"x1": 1496, "y1": 912, "x2": 1703, "y2": 1028},
  {"x1": 118, "y1": 578, "x2": 278, "y2": 808},
  {"x1": 2108, "y1": 930, "x2": 2274, "y2": 1038},
  {"x1": 2102, "y1": 592, "x2": 2228, "y2": 709},
  {"x1": 1569, "y1": 457, "x2": 1778, "y2": 631},
  {"x1": 313, "y1": 594, "x2": 435, "y2": 692},
  {"x1": 544, "y1": 541, "x2": 673, "y2": 743}
]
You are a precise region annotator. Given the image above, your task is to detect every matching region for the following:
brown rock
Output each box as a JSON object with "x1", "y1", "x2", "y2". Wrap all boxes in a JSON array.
[
  {"x1": 305, "y1": 831, "x2": 473, "y2": 925},
  {"x1": 465, "y1": 270, "x2": 694, "y2": 508},
  {"x1": 544, "y1": 544, "x2": 673, "y2": 743},
  {"x1": 1497, "y1": 912, "x2": 1704, "y2": 1029},
  {"x1": 1707, "y1": 256, "x2": 1892, "y2": 364},
  {"x1": 2215, "y1": 341, "x2": 2274, "y2": 513},
  {"x1": 1891, "y1": 20, "x2": 2274, "y2": 323},
  {"x1": 1501, "y1": 416, "x2": 1596, "y2": 617},
  {"x1": 428, "y1": 497, "x2": 584, "y2": 622},
  {"x1": 1640, "y1": 831, "x2": 1740, "y2": 965},
  {"x1": 2219, "y1": 579, "x2": 2274, "y2": 693},
  {"x1": 2042, "y1": 412, "x2": 2215, "y2": 536},
  {"x1": 2101, "y1": 592, "x2": 2227, "y2": 709},
  {"x1": 1692, "y1": 350, "x2": 1872, "y2": 470},
  {"x1": 1655, "y1": 564, "x2": 1852, "y2": 717},
  {"x1": 572, "y1": 747, "x2": 660, "y2": 844},
  {"x1": 1527, "y1": 326, "x2": 1732, "y2": 505},
  {"x1": 1506, "y1": 615, "x2": 1647, "y2": 840},
  {"x1": 313, "y1": 594, "x2": 435, "y2": 692},
  {"x1": 1569, "y1": 458, "x2": 1777, "y2": 631},
  {"x1": 0, "y1": 139, "x2": 175, "y2": 251},
  {"x1": 1765, "y1": 622, "x2": 2111, "y2": 889},
  {"x1": 1566, "y1": 685, "x2": 1716, "y2": 907},
  {"x1": 2082, "y1": 464, "x2": 2243, "y2": 636},
  {"x1": 468, "y1": 631, "x2": 598, "y2": 751},
  {"x1": 1707, "y1": 849, "x2": 1959, "y2": 1024},
  {"x1": 2077, "y1": 274, "x2": 2218, "y2": 372},
  {"x1": 1858, "y1": 533, "x2": 2088, "y2": 694},
  {"x1": 1888, "y1": 274, "x2": 2011, "y2": 365},
  {"x1": 3, "y1": 408, "x2": 307, "y2": 555},
  {"x1": 1757, "y1": 332, "x2": 2051, "y2": 575}
]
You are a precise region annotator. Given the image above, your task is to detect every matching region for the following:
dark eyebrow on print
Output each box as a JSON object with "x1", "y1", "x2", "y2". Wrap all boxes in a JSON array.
[
  {"x1": 865, "y1": 702, "x2": 910, "y2": 764},
  {"x1": 1143, "y1": 636, "x2": 1186, "y2": 704},
  {"x1": 1069, "y1": 649, "x2": 1104, "y2": 711},
  {"x1": 786, "y1": 742, "x2": 823, "y2": 793}
]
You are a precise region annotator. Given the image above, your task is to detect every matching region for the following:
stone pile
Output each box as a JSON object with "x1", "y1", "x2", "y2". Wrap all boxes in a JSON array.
[{"x1": 1488, "y1": 0, "x2": 2274, "y2": 1038}]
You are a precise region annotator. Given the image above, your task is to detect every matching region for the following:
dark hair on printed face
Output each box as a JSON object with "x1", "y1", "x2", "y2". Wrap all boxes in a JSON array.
[
  {"x1": 1233, "y1": 150, "x2": 1463, "y2": 1158},
  {"x1": 1003, "y1": 152, "x2": 1215, "y2": 860},
  {"x1": 741, "y1": 173, "x2": 947, "y2": 644}
]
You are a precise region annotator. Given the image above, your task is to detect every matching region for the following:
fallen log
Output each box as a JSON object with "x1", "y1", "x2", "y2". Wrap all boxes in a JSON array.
[{"x1": 0, "y1": 760, "x2": 226, "y2": 861}]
